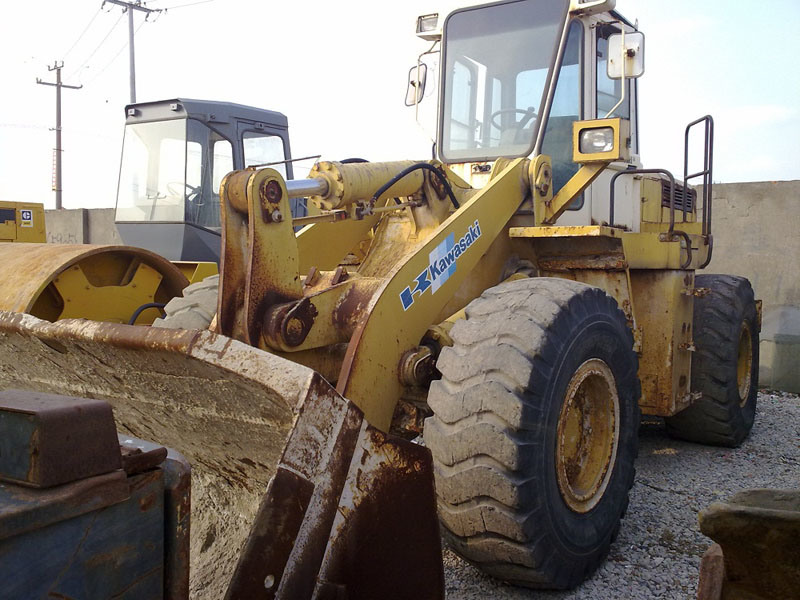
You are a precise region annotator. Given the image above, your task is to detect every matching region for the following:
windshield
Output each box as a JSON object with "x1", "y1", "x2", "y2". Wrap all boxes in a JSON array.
[
  {"x1": 115, "y1": 118, "x2": 233, "y2": 228},
  {"x1": 439, "y1": 0, "x2": 569, "y2": 162}
]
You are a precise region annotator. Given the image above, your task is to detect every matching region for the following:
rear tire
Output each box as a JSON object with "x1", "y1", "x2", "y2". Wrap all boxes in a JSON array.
[
  {"x1": 153, "y1": 274, "x2": 219, "y2": 330},
  {"x1": 665, "y1": 274, "x2": 758, "y2": 447},
  {"x1": 424, "y1": 278, "x2": 640, "y2": 589}
]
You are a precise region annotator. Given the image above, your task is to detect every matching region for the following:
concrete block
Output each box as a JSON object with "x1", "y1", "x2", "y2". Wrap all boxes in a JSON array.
[
  {"x1": 86, "y1": 208, "x2": 123, "y2": 245},
  {"x1": 759, "y1": 306, "x2": 800, "y2": 393},
  {"x1": 45, "y1": 208, "x2": 87, "y2": 244},
  {"x1": 700, "y1": 180, "x2": 800, "y2": 394},
  {"x1": 44, "y1": 208, "x2": 122, "y2": 245}
]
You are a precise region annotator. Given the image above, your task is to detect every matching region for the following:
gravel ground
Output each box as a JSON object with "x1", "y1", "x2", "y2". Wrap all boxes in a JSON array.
[{"x1": 443, "y1": 390, "x2": 800, "y2": 599}]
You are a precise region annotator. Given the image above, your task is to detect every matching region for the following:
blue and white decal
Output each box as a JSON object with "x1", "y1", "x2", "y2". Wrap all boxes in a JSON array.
[{"x1": 400, "y1": 219, "x2": 482, "y2": 311}]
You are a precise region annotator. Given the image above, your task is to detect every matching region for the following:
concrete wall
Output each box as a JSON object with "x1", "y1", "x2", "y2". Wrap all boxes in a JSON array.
[
  {"x1": 42, "y1": 180, "x2": 800, "y2": 391},
  {"x1": 45, "y1": 208, "x2": 123, "y2": 245},
  {"x1": 699, "y1": 180, "x2": 800, "y2": 392}
]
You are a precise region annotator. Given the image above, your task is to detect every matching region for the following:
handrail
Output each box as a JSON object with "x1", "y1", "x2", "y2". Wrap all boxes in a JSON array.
[
  {"x1": 683, "y1": 115, "x2": 714, "y2": 267},
  {"x1": 665, "y1": 229, "x2": 693, "y2": 270},
  {"x1": 684, "y1": 115, "x2": 714, "y2": 237}
]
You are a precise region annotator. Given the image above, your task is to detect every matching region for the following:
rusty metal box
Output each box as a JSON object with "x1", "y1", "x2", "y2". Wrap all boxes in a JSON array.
[
  {"x1": 0, "y1": 389, "x2": 122, "y2": 488},
  {"x1": 0, "y1": 468, "x2": 166, "y2": 599}
]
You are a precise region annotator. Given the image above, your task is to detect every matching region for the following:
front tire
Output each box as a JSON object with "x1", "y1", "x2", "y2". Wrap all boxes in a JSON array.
[
  {"x1": 665, "y1": 275, "x2": 759, "y2": 447},
  {"x1": 424, "y1": 278, "x2": 640, "y2": 589}
]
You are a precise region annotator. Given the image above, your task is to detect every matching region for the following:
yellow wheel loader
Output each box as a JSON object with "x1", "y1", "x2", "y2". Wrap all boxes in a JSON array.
[{"x1": 0, "y1": 0, "x2": 760, "y2": 597}]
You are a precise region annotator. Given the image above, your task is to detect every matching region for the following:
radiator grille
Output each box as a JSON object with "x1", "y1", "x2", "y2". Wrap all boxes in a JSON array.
[{"x1": 661, "y1": 180, "x2": 696, "y2": 213}]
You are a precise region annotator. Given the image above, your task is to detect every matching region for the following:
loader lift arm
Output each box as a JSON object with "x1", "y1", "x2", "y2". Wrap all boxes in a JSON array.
[{"x1": 213, "y1": 156, "x2": 541, "y2": 431}]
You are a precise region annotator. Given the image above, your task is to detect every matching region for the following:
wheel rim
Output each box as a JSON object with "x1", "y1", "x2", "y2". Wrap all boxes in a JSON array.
[
  {"x1": 556, "y1": 359, "x2": 620, "y2": 513},
  {"x1": 737, "y1": 322, "x2": 753, "y2": 406}
]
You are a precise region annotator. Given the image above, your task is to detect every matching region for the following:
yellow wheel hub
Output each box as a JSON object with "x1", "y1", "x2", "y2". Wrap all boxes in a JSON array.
[
  {"x1": 556, "y1": 358, "x2": 620, "y2": 513},
  {"x1": 737, "y1": 322, "x2": 753, "y2": 406}
]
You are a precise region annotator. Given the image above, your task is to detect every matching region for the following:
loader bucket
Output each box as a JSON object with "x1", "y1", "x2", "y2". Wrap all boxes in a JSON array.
[
  {"x1": 0, "y1": 311, "x2": 444, "y2": 599},
  {"x1": 0, "y1": 311, "x2": 301, "y2": 597}
]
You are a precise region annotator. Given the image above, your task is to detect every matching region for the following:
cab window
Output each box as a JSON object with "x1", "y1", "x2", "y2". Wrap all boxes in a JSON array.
[
  {"x1": 541, "y1": 20, "x2": 582, "y2": 199},
  {"x1": 243, "y1": 132, "x2": 287, "y2": 178}
]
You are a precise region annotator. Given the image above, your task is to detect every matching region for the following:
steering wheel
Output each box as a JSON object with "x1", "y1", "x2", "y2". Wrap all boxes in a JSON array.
[
  {"x1": 166, "y1": 181, "x2": 202, "y2": 204},
  {"x1": 490, "y1": 107, "x2": 538, "y2": 131}
]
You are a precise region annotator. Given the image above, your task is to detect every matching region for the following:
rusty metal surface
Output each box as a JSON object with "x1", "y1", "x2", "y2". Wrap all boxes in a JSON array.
[
  {"x1": 0, "y1": 242, "x2": 188, "y2": 321},
  {"x1": 1, "y1": 469, "x2": 164, "y2": 600},
  {"x1": 226, "y1": 373, "x2": 363, "y2": 599},
  {"x1": 538, "y1": 254, "x2": 628, "y2": 272},
  {"x1": 218, "y1": 168, "x2": 304, "y2": 346},
  {"x1": 119, "y1": 434, "x2": 191, "y2": 600},
  {"x1": 263, "y1": 297, "x2": 320, "y2": 350},
  {"x1": 307, "y1": 160, "x2": 423, "y2": 211},
  {"x1": 398, "y1": 345, "x2": 436, "y2": 387},
  {"x1": 629, "y1": 270, "x2": 694, "y2": 416},
  {"x1": 0, "y1": 469, "x2": 129, "y2": 542},
  {"x1": 0, "y1": 309, "x2": 316, "y2": 599},
  {"x1": 163, "y1": 449, "x2": 192, "y2": 600},
  {"x1": 218, "y1": 169, "x2": 252, "y2": 339},
  {"x1": 314, "y1": 425, "x2": 443, "y2": 600},
  {"x1": 242, "y1": 170, "x2": 303, "y2": 345},
  {"x1": 120, "y1": 442, "x2": 169, "y2": 475},
  {"x1": 262, "y1": 277, "x2": 383, "y2": 353},
  {"x1": 0, "y1": 389, "x2": 121, "y2": 488},
  {"x1": 390, "y1": 397, "x2": 429, "y2": 438},
  {"x1": 226, "y1": 372, "x2": 443, "y2": 600},
  {"x1": 555, "y1": 359, "x2": 619, "y2": 514}
]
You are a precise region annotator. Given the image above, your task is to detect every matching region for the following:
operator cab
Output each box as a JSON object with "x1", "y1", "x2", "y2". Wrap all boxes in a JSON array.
[
  {"x1": 115, "y1": 98, "x2": 304, "y2": 262},
  {"x1": 411, "y1": 0, "x2": 644, "y2": 229}
]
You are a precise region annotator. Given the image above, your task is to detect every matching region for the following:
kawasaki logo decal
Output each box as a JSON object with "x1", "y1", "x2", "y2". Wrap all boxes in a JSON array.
[{"x1": 400, "y1": 219, "x2": 482, "y2": 311}]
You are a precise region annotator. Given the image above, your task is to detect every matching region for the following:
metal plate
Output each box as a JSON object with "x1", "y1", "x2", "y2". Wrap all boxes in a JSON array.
[{"x1": 0, "y1": 390, "x2": 121, "y2": 488}]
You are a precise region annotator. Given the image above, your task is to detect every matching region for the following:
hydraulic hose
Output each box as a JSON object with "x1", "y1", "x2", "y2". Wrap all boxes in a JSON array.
[{"x1": 370, "y1": 162, "x2": 460, "y2": 210}]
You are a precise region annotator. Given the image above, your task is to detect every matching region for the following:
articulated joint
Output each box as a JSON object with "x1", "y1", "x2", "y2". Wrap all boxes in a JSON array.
[
  {"x1": 399, "y1": 345, "x2": 437, "y2": 387},
  {"x1": 262, "y1": 297, "x2": 318, "y2": 349}
]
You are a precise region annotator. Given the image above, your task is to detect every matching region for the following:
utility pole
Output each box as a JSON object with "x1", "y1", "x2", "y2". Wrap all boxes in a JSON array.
[
  {"x1": 36, "y1": 62, "x2": 82, "y2": 210},
  {"x1": 102, "y1": 0, "x2": 160, "y2": 103}
]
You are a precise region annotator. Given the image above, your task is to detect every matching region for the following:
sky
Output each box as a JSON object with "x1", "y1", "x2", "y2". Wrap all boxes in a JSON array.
[{"x1": 1, "y1": 0, "x2": 798, "y2": 210}]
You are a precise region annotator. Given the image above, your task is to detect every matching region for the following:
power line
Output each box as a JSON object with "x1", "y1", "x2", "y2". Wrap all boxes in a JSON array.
[
  {"x1": 0, "y1": 123, "x2": 51, "y2": 130},
  {"x1": 62, "y1": 7, "x2": 103, "y2": 61},
  {"x1": 67, "y1": 12, "x2": 125, "y2": 80},
  {"x1": 159, "y1": 0, "x2": 214, "y2": 10},
  {"x1": 85, "y1": 20, "x2": 146, "y2": 86}
]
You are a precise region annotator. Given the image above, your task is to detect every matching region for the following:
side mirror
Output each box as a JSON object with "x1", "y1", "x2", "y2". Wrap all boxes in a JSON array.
[
  {"x1": 607, "y1": 31, "x2": 645, "y2": 79},
  {"x1": 405, "y1": 63, "x2": 428, "y2": 107}
]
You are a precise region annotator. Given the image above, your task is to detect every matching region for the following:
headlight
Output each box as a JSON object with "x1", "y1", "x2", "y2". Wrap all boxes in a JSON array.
[
  {"x1": 416, "y1": 13, "x2": 441, "y2": 41},
  {"x1": 579, "y1": 127, "x2": 615, "y2": 154}
]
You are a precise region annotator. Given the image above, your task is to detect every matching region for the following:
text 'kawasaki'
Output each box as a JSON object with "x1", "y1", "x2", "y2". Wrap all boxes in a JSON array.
[{"x1": 400, "y1": 220, "x2": 482, "y2": 311}]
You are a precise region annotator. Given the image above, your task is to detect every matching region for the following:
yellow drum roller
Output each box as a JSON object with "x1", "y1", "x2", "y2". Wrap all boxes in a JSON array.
[{"x1": 0, "y1": 243, "x2": 188, "y2": 325}]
